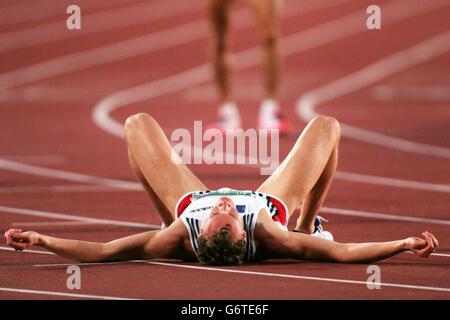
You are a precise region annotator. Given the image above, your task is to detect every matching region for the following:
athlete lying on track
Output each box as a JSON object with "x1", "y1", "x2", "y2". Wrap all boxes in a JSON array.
[{"x1": 4, "y1": 114, "x2": 438, "y2": 265}]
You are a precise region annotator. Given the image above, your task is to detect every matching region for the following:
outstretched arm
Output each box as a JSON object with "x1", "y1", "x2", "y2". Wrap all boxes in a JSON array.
[
  {"x1": 290, "y1": 231, "x2": 438, "y2": 263},
  {"x1": 4, "y1": 227, "x2": 181, "y2": 263},
  {"x1": 256, "y1": 214, "x2": 438, "y2": 263}
]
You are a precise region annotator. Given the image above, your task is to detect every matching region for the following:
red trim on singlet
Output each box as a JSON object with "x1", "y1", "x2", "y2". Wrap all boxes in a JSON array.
[
  {"x1": 268, "y1": 196, "x2": 287, "y2": 225},
  {"x1": 176, "y1": 193, "x2": 193, "y2": 218}
]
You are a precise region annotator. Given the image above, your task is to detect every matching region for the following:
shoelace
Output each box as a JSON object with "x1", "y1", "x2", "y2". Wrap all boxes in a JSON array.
[
  {"x1": 293, "y1": 216, "x2": 329, "y2": 234},
  {"x1": 313, "y1": 216, "x2": 329, "y2": 234}
]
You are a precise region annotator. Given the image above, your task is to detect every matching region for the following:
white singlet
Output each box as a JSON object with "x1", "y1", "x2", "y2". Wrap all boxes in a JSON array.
[{"x1": 176, "y1": 188, "x2": 289, "y2": 261}]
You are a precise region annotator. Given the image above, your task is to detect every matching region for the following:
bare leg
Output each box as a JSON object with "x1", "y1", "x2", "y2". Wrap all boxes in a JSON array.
[
  {"x1": 205, "y1": 0, "x2": 234, "y2": 104},
  {"x1": 295, "y1": 143, "x2": 338, "y2": 233},
  {"x1": 124, "y1": 113, "x2": 207, "y2": 226},
  {"x1": 248, "y1": 0, "x2": 283, "y2": 100},
  {"x1": 256, "y1": 116, "x2": 340, "y2": 232}
]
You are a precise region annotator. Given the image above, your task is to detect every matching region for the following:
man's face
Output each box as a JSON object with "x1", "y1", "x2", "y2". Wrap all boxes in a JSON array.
[{"x1": 199, "y1": 197, "x2": 247, "y2": 244}]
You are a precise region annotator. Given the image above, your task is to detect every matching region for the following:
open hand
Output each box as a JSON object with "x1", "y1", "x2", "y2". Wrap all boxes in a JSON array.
[
  {"x1": 4, "y1": 229, "x2": 39, "y2": 251},
  {"x1": 405, "y1": 231, "x2": 438, "y2": 258}
]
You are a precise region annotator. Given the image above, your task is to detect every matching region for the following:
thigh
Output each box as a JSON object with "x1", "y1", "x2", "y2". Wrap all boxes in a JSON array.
[
  {"x1": 125, "y1": 113, "x2": 207, "y2": 217},
  {"x1": 204, "y1": 0, "x2": 234, "y2": 35},
  {"x1": 256, "y1": 116, "x2": 340, "y2": 217},
  {"x1": 247, "y1": 0, "x2": 283, "y2": 36}
]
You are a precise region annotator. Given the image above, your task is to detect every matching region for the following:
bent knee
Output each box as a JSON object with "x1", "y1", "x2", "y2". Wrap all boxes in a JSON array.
[
  {"x1": 124, "y1": 113, "x2": 157, "y2": 132},
  {"x1": 311, "y1": 116, "x2": 340, "y2": 141}
]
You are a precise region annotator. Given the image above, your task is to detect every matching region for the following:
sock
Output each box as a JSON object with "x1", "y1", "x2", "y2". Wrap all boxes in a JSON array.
[
  {"x1": 258, "y1": 99, "x2": 280, "y2": 128},
  {"x1": 218, "y1": 102, "x2": 241, "y2": 128}
]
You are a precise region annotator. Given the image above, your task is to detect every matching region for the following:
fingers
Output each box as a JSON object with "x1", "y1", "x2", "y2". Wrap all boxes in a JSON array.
[
  {"x1": 5, "y1": 229, "x2": 22, "y2": 239},
  {"x1": 424, "y1": 231, "x2": 439, "y2": 248},
  {"x1": 418, "y1": 231, "x2": 437, "y2": 258},
  {"x1": 422, "y1": 231, "x2": 437, "y2": 251},
  {"x1": 10, "y1": 241, "x2": 28, "y2": 251},
  {"x1": 4, "y1": 229, "x2": 30, "y2": 251}
]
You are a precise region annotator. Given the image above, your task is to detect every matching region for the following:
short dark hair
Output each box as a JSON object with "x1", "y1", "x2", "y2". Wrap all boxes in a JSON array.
[{"x1": 197, "y1": 228, "x2": 246, "y2": 266}]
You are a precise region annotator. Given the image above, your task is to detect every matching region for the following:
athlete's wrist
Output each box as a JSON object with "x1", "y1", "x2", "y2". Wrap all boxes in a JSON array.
[
  {"x1": 36, "y1": 233, "x2": 48, "y2": 247},
  {"x1": 400, "y1": 238, "x2": 410, "y2": 252}
]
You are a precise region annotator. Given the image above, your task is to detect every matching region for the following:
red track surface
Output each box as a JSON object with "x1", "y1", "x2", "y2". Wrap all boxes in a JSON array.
[{"x1": 0, "y1": 0, "x2": 449, "y2": 299}]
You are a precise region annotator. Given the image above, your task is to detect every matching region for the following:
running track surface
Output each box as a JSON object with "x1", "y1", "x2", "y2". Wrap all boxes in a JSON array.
[{"x1": 0, "y1": 0, "x2": 449, "y2": 300}]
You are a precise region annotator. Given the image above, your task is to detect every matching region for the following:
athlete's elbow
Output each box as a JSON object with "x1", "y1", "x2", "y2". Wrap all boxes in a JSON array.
[
  {"x1": 328, "y1": 243, "x2": 358, "y2": 263},
  {"x1": 333, "y1": 244, "x2": 377, "y2": 264},
  {"x1": 96, "y1": 242, "x2": 118, "y2": 262}
]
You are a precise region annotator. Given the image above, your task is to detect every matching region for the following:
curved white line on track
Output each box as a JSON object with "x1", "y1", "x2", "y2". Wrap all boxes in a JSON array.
[
  {"x1": 94, "y1": 0, "x2": 448, "y2": 136},
  {"x1": 147, "y1": 261, "x2": 450, "y2": 293},
  {"x1": 0, "y1": 1, "x2": 447, "y2": 246},
  {"x1": 0, "y1": 287, "x2": 138, "y2": 300},
  {"x1": 92, "y1": 0, "x2": 450, "y2": 192},
  {"x1": 0, "y1": 1, "x2": 445, "y2": 195},
  {"x1": 297, "y1": 30, "x2": 450, "y2": 159}
]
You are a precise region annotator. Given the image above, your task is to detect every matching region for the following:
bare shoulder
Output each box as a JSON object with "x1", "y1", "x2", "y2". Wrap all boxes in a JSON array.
[{"x1": 144, "y1": 219, "x2": 196, "y2": 261}]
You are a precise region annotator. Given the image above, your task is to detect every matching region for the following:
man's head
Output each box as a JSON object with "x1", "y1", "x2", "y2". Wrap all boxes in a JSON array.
[{"x1": 197, "y1": 197, "x2": 247, "y2": 265}]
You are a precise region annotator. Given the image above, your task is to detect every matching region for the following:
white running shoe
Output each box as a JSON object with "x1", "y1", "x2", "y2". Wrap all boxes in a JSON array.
[
  {"x1": 206, "y1": 102, "x2": 242, "y2": 134},
  {"x1": 257, "y1": 99, "x2": 291, "y2": 135},
  {"x1": 311, "y1": 216, "x2": 334, "y2": 241}
]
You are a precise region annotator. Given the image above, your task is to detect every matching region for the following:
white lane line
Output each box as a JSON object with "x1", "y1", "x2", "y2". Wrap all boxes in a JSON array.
[
  {"x1": 297, "y1": 30, "x2": 450, "y2": 159},
  {"x1": 147, "y1": 261, "x2": 450, "y2": 293},
  {"x1": 0, "y1": 287, "x2": 139, "y2": 300},
  {"x1": 2, "y1": 200, "x2": 449, "y2": 227},
  {"x1": 33, "y1": 261, "x2": 145, "y2": 268},
  {"x1": 0, "y1": 158, "x2": 141, "y2": 190},
  {"x1": 10, "y1": 221, "x2": 122, "y2": 227},
  {"x1": 405, "y1": 251, "x2": 450, "y2": 258},
  {"x1": 1, "y1": 246, "x2": 448, "y2": 293},
  {"x1": 0, "y1": 184, "x2": 136, "y2": 194},
  {"x1": 1, "y1": 159, "x2": 448, "y2": 194},
  {"x1": 0, "y1": 206, "x2": 160, "y2": 230},
  {"x1": 320, "y1": 206, "x2": 450, "y2": 226},
  {"x1": 33, "y1": 260, "x2": 145, "y2": 268},
  {"x1": 370, "y1": 85, "x2": 450, "y2": 102},
  {"x1": 0, "y1": 86, "x2": 111, "y2": 104},
  {"x1": 0, "y1": 0, "x2": 142, "y2": 27},
  {"x1": 0, "y1": 0, "x2": 342, "y2": 89},
  {"x1": 3, "y1": 152, "x2": 449, "y2": 195},
  {"x1": 0, "y1": 154, "x2": 66, "y2": 165},
  {"x1": 0, "y1": 246, "x2": 54, "y2": 255},
  {"x1": 0, "y1": 0, "x2": 201, "y2": 54},
  {"x1": 335, "y1": 171, "x2": 450, "y2": 193},
  {"x1": 25, "y1": 253, "x2": 450, "y2": 266},
  {"x1": 0, "y1": 248, "x2": 145, "y2": 268},
  {"x1": 1, "y1": 241, "x2": 448, "y2": 262}
]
